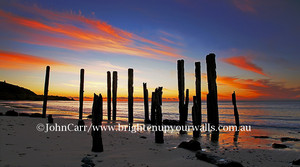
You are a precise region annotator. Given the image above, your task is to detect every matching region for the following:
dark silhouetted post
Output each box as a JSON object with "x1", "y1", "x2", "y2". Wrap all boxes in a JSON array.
[
  {"x1": 47, "y1": 114, "x2": 53, "y2": 123},
  {"x1": 192, "y1": 96, "x2": 200, "y2": 138},
  {"x1": 177, "y1": 60, "x2": 185, "y2": 126},
  {"x1": 91, "y1": 94, "x2": 103, "y2": 152},
  {"x1": 184, "y1": 89, "x2": 189, "y2": 122},
  {"x1": 211, "y1": 131, "x2": 219, "y2": 143},
  {"x1": 128, "y1": 68, "x2": 134, "y2": 124},
  {"x1": 42, "y1": 66, "x2": 50, "y2": 118},
  {"x1": 150, "y1": 92, "x2": 156, "y2": 125},
  {"x1": 232, "y1": 91, "x2": 240, "y2": 127},
  {"x1": 143, "y1": 83, "x2": 150, "y2": 123},
  {"x1": 112, "y1": 71, "x2": 118, "y2": 120},
  {"x1": 107, "y1": 71, "x2": 111, "y2": 120},
  {"x1": 195, "y1": 62, "x2": 202, "y2": 125},
  {"x1": 78, "y1": 69, "x2": 85, "y2": 127},
  {"x1": 206, "y1": 54, "x2": 219, "y2": 128},
  {"x1": 155, "y1": 87, "x2": 164, "y2": 143}
]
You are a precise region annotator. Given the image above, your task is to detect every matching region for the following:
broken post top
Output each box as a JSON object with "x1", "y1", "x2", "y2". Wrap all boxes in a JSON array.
[
  {"x1": 232, "y1": 91, "x2": 236, "y2": 104},
  {"x1": 177, "y1": 59, "x2": 184, "y2": 62},
  {"x1": 206, "y1": 54, "x2": 216, "y2": 68},
  {"x1": 155, "y1": 87, "x2": 163, "y2": 105},
  {"x1": 193, "y1": 96, "x2": 197, "y2": 103},
  {"x1": 128, "y1": 69, "x2": 133, "y2": 79}
]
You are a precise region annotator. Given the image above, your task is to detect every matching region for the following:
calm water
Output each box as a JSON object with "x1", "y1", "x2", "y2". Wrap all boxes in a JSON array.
[{"x1": 1, "y1": 100, "x2": 300, "y2": 131}]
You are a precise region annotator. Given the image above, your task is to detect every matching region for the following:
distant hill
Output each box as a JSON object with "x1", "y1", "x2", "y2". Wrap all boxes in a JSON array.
[{"x1": 0, "y1": 81, "x2": 74, "y2": 101}]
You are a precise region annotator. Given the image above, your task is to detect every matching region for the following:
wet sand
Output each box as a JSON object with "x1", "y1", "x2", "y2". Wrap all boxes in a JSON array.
[{"x1": 0, "y1": 105, "x2": 300, "y2": 167}]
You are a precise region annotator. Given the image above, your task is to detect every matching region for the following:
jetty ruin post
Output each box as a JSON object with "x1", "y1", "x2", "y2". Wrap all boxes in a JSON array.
[
  {"x1": 232, "y1": 91, "x2": 240, "y2": 127},
  {"x1": 192, "y1": 96, "x2": 200, "y2": 138},
  {"x1": 151, "y1": 92, "x2": 156, "y2": 125},
  {"x1": 107, "y1": 71, "x2": 111, "y2": 120},
  {"x1": 128, "y1": 68, "x2": 134, "y2": 124},
  {"x1": 195, "y1": 62, "x2": 202, "y2": 126},
  {"x1": 177, "y1": 59, "x2": 185, "y2": 126},
  {"x1": 91, "y1": 93, "x2": 104, "y2": 152},
  {"x1": 42, "y1": 66, "x2": 50, "y2": 118},
  {"x1": 112, "y1": 71, "x2": 118, "y2": 121},
  {"x1": 206, "y1": 54, "x2": 219, "y2": 128},
  {"x1": 184, "y1": 89, "x2": 189, "y2": 122},
  {"x1": 143, "y1": 83, "x2": 150, "y2": 123},
  {"x1": 78, "y1": 69, "x2": 85, "y2": 127},
  {"x1": 155, "y1": 87, "x2": 164, "y2": 143}
]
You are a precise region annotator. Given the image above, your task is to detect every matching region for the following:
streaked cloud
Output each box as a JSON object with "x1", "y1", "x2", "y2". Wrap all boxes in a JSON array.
[
  {"x1": 218, "y1": 76, "x2": 300, "y2": 100},
  {"x1": 221, "y1": 55, "x2": 267, "y2": 76},
  {"x1": 0, "y1": 3, "x2": 185, "y2": 62},
  {"x1": 0, "y1": 50, "x2": 66, "y2": 70}
]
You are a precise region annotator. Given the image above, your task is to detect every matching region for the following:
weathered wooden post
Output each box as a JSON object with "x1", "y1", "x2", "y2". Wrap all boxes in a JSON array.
[
  {"x1": 234, "y1": 131, "x2": 239, "y2": 144},
  {"x1": 232, "y1": 91, "x2": 240, "y2": 127},
  {"x1": 177, "y1": 60, "x2": 185, "y2": 126},
  {"x1": 184, "y1": 89, "x2": 189, "y2": 122},
  {"x1": 143, "y1": 83, "x2": 150, "y2": 123},
  {"x1": 78, "y1": 69, "x2": 85, "y2": 126},
  {"x1": 211, "y1": 131, "x2": 219, "y2": 143},
  {"x1": 128, "y1": 68, "x2": 134, "y2": 124},
  {"x1": 155, "y1": 87, "x2": 164, "y2": 143},
  {"x1": 192, "y1": 96, "x2": 200, "y2": 138},
  {"x1": 206, "y1": 54, "x2": 219, "y2": 128},
  {"x1": 206, "y1": 93, "x2": 212, "y2": 127},
  {"x1": 195, "y1": 62, "x2": 202, "y2": 125},
  {"x1": 42, "y1": 66, "x2": 50, "y2": 118},
  {"x1": 91, "y1": 93, "x2": 104, "y2": 152},
  {"x1": 151, "y1": 92, "x2": 156, "y2": 125},
  {"x1": 112, "y1": 71, "x2": 118, "y2": 121},
  {"x1": 107, "y1": 71, "x2": 111, "y2": 120}
]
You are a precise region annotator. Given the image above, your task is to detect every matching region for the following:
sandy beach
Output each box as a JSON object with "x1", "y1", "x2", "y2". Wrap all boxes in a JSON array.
[{"x1": 1, "y1": 104, "x2": 300, "y2": 167}]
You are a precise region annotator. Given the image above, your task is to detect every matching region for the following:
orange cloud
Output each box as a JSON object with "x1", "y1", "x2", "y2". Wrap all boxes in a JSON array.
[
  {"x1": 217, "y1": 76, "x2": 300, "y2": 100},
  {"x1": 0, "y1": 4, "x2": 186, "y2": 62},
  {"x1": 221, "y1": 56, "x2": 267, "y2": 76},
  {"x1": 0, "y1": 50, "x2": 65, "y2": 70}
]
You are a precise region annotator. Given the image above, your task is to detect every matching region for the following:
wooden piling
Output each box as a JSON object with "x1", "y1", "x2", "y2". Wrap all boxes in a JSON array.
[
  {"x1": 112, "y1": 71, "x2": 118, "y2": 120},
  {"x1": 206, "y1": 93, "x2": 212, "y2": 127},
  {"x1": 206, "y1": 54, "x2": 219, "y2": 127},
  {"x1": 128, "y1": 68, "x2": 134, "y2": 124},
  {"x1": 232, "y1": 91, "x2": 240, "y2": 127},
  {"x1": 79, "y1": 69, "x2": 84, "y2": 120},
  {"x1": 151, "y1": 92, "x2": 156, "y2": 125},
  {"x1": 107, "y1": 71, "x2": 111, "y2": 120},
  {"x1": 155, "y1": 87, "x2": 164, "y2": 143},
  {"x1": 42, "y1": 66, "x2": 50, "y2": 118},
  {"x1": 184, "y1": 89, "x2": 189, "y2": 122},
  {"x1": 91, "y1": 93, "x2": 104, "y2": 152},
  {"x1": 211, "y1": 131, "x2": 219, "y2": 143},
  {"x1": 192, "y1": 96, "x2": 200, "y2": 138},
  {"x1": 195, "y1": 62, "x2": 202, "y2": 125},
  {"x1": 177, "y1": 60, "x2": 185, "y2": 125},
  {"x1": 78, "y1": 69, "x2": 85, "y2": 127},
  {"x1": 143, "y1": 83, "x2": 150, "y2": 123}
]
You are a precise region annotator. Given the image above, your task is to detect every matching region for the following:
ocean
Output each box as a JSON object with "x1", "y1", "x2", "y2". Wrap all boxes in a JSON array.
[{"x1": 1, "y1": 100, "x2": 299, "y2": 131}]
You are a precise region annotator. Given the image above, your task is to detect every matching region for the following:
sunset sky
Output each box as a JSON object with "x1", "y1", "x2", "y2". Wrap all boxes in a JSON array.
[{"x1": 0, "y1": 0, "x2": 299, "y2": 101}]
